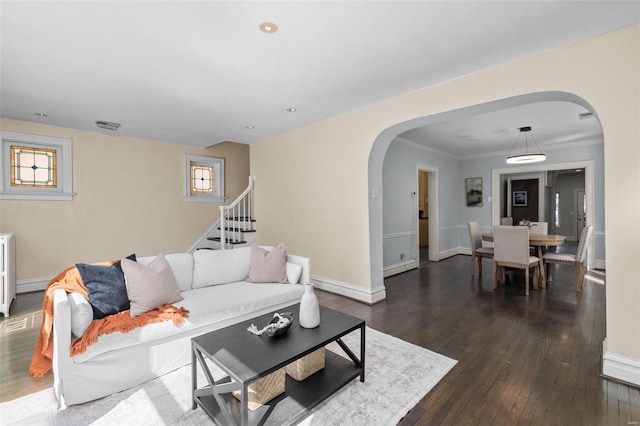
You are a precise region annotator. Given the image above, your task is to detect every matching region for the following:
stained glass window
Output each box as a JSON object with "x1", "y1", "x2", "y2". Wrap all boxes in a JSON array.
[
  {"x1": 1, "y1": 132, "x2": 72, "y2": 200},
  {"x1": 10, "y1": 145, "x2": 57, "y2": 187},
  {"x1": 184, "y1": 155, "x2": 224, "y2": 202},
  {"x1": 191, "y1": 163, "x2": 214, "y2": 194}
]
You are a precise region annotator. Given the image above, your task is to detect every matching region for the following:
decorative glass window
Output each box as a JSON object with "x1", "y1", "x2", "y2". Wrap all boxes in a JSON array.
[
  {"x1": 1, "y1": 132, "x2": 73, "y2": 200},
  {"x1": 190, "y1": 163, "x2": 214, "y2": 194},
  {"x1": 184, "y1": 154, "x2": 224, "y2": 202},
  {"x1": 10, "y1": 145, "x2": 57, "y2": 187}
]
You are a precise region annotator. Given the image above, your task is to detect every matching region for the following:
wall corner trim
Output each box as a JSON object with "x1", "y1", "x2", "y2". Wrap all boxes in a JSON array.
[{"x1": 602, "y1": 339, "x2": 640, "y2": 387}]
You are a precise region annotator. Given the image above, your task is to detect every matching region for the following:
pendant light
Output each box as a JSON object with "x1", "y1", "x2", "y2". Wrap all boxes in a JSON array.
[{"x1": 506, "y1": 126, "x2": 546, "y2": 164}]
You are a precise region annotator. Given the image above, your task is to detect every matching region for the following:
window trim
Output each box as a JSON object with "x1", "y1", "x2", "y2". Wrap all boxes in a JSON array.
[
  {"x1": 0, "y1": 132, "x2": 73, "y2": 201},
  {"x1": 184, "y1": 154, "x2": 225, "y2": 203}
]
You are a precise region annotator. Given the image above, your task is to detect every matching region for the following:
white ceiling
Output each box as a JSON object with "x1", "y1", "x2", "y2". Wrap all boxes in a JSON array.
[{"x1": 1, "y1": 1, "x2": 639, "y2": 155}]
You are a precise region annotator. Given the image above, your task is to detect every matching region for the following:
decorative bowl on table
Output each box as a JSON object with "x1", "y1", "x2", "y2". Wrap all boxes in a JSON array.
[
  {"x1": 248, "y1": 312, "x2": 294, "y2": 337},
  {"x1": 266, "y1": 312, "x2": 293, "y2": 337}
]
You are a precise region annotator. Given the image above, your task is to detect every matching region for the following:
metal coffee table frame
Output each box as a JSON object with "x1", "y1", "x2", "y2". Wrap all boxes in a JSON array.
[{"x1": 191, "y1": 304, "x2": 365, "y2": 426}]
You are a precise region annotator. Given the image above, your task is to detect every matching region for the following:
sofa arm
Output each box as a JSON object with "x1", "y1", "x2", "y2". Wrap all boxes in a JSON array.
[
  {"x1": 52, "y1": 288, "x2": 72, "y2": 403},
  {"x1": 286, "y1": 254, "x2": 311, "y2": 285}
]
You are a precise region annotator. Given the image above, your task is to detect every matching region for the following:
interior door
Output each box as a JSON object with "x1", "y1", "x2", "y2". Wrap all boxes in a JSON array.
[{"x1": 576, "y1": 190, "x2": 586, "y2": 239}]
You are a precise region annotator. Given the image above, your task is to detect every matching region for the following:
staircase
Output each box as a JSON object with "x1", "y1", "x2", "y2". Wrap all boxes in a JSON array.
[{"x1": 189, "y1": 176, "x2": 256, "y2": 252}]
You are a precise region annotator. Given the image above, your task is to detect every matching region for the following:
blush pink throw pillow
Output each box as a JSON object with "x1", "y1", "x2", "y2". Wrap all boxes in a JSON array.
[
  {"x1": 122, "y1": 254, "x2": 183, "y2": 317},
  {"x1": 247, "y1": 243, "x2": 289, "y2": 284}
]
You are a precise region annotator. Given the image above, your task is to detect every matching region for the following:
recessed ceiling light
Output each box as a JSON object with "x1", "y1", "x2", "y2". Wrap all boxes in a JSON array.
[
  {"x1": 286, "y1": 107, "x2": 297, "y2": 112},
  {"x1": 34, "y1": 112, "x2": 48, "y2": 117},
  {"x1": 245, "y1": 125, "x2": 255, "y2": 130},
  {"x1": 259, "y1": 22, "x2": 278, "y2": 34}
]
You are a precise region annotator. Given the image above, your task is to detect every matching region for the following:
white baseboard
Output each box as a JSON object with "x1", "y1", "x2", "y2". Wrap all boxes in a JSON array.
[
  {"x1": 312, "y1": 275, "x2": 386, "y2": 305},
  {"x1": 17, "y1": 277, "x2": 49, "y2": 293},
  {"x1": 383, "y1": 260, "x2": 418, "y2": 278},
  {"x1": 457, "y1": 247, "x2": 472, "y2": 257},
  {"x1": 438, "y1": 247, "x2": 461, "y2": 260},
  {"x1": 602, "y1": 339, "x2": 640, "y2": 386}
]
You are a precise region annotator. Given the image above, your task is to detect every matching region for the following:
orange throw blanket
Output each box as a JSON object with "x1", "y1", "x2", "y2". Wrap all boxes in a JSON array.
[{"x1": 29, "y1": 262, "x2": 189, "y2": 378}]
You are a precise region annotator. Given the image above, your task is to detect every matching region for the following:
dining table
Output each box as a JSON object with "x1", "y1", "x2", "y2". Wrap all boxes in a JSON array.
[{"x1": 481, "y1": 232, "x2": 567, "y2": 288}]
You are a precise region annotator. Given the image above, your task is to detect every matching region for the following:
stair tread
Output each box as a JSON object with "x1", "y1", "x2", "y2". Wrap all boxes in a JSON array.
[
  {"x1": 222, "y1": 227, "x2": 256, "y2": 233},
  {"x1": 207, "y1": 237, "x2": 247, "y2": 245}
]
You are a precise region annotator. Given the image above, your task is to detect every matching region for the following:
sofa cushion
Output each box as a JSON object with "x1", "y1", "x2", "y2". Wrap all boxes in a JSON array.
[
  {"x1": 72, "y1": 281, "x2": 305, "y2": 363},
  {"x1": 192, "y1": 247, "x2": 251, "y2": 289},
  {"x1": 138, "y1": 253, "x2": 193, "y2": 292},
  {"x1": 68, "y1": 292, "x2": 93, "y2": 338},
  {"x1": 122, "y1": 255, "x2": 183, "y2": 317},
  {"x1": 77, "y1": 254, "x2": 136, "y2": 319},
  {"x1": 248, "y1": 243, "x2": 288, "y2": 284},
  {"x1": 286, "y1": 262, "x2": 303, "y2": 284}
]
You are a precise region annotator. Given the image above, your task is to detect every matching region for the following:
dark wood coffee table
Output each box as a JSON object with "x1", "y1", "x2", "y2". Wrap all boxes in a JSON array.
[{"x1": 191, "y1": 303, "x2": 365, "y2": 426}]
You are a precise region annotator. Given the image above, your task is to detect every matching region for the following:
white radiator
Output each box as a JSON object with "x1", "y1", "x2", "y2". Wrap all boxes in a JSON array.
[{"x1": 1, "y1": 233, "x2": 16, "y2": 317}]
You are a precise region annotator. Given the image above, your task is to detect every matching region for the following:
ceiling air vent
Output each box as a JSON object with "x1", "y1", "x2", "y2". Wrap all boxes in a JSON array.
[{"x1": 95, "y1": 120, "x2": 121, "y2": 131}]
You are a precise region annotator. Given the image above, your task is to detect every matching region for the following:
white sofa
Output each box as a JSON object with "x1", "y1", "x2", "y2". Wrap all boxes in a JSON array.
[{"x1": 52, "y1": 246, "x2": 309, "y2": 406}]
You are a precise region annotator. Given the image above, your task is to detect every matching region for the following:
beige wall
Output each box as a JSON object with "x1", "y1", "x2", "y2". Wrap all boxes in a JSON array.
[
  {"x1": 251, "y1": 24, "x2": 640, "y2": 360},
  {"x1": 0, "y1": 119, "x2": 249, "y2": 280}
]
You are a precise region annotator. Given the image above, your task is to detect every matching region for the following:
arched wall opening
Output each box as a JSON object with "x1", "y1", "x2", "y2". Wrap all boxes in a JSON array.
[{"x1": 368, "y1": 91, "x2": 600, "y2": 293}]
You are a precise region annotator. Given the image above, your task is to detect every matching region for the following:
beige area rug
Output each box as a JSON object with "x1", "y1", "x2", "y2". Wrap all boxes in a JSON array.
[{"x1": 1, "y1": 327, "x2": 456, "y2": 425}]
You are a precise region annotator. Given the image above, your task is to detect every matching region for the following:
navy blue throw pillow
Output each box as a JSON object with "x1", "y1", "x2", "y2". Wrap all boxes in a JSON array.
[{"x1": 77, "y1": 254, "x2": 136, "y2": 319}]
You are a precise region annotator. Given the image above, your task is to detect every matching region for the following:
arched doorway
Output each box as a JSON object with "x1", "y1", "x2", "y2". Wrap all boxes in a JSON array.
[{"x1": 368, "y1": 91, "x2": 600, "y2": 293}]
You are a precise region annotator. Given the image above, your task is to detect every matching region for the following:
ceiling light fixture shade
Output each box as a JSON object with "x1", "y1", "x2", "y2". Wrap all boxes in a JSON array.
[{"x1": 506, "y1": 126, "x2": 546, "y2": 164}]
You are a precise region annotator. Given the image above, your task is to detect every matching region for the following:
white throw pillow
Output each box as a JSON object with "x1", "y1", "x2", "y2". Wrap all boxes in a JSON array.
[
  {"x1": 122, "y1": 254, "x2": 183, "y2": 317},
  {"x1": 68, "y1": 292, "x2": 93, "y2": 338},
  {"x1": 286, "y1": 262, "x2": 303, "y2": 284},
  {"x1": 192, "y1": 247, "x2": 252, "y2": 289}
]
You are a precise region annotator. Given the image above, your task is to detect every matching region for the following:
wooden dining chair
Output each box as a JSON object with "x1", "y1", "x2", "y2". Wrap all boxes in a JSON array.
[
  {"x1": 543, "y1": 225, "x2": 593, "y2": 292},
  {"x1": 468, "y1": 221, "x2": 494, "y2": 277},
  {"x1": 492, "y1": 225, "x2": 540, "y2": 296}
]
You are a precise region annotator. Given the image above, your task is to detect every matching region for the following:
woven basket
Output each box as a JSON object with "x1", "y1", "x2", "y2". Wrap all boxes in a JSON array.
[
  {"x1": 232, "y1": 368, "x2": 285, "y2": 410},
  {"x1": 285, "y1": 348, "x2": 326, "y2": 381}
]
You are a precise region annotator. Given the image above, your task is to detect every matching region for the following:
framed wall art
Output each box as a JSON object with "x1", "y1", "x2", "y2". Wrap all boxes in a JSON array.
[
  {"x1": 465, "y1": 177, "x2": 483, "y2": 207},
  {"x1": 512, "y1": 190, "x2": 527, "y2": 207}
]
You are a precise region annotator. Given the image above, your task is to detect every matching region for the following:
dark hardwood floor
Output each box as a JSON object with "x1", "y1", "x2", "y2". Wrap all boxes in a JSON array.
[{"x1": 1, "y1": 253, "x2": 638, "y2": 425}]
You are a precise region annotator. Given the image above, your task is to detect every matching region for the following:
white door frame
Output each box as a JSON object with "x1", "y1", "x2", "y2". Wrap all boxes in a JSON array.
[
  {"x1": 417, "y1": 163, "x2": 439, "y2": 262},
  {"x1": 506, "y1": 172, "x2": 546, "y2": 221}
]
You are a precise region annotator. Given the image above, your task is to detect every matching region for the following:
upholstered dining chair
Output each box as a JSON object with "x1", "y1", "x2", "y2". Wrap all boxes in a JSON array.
[
  {"x1": 500, "y1": 217, "x2": 513, "y2": 226},
  {"x1": 530, "y1": 221, "x2": 548, "y2": 234},
  {"x1": 492, "y1": 225, "x2": 540, "y2": 296},
  {"x1": 528, "y1": 221, "x2": 548, "y2": 254},
  {"x1": 543, "y1": 225, "x2": 593, "y2": 292},
  {"x1": 468, "y1": 221, "x2": 494, "y2": 277}
]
